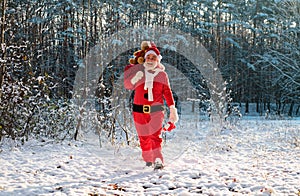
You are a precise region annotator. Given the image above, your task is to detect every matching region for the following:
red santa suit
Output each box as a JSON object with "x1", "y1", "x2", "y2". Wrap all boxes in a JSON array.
[{"x1": 124, "y1": 62, "x2": 175, "y2": 164}]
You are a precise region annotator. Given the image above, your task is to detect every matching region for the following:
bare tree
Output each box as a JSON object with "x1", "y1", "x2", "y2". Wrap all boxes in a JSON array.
[{"x1": 0, "y1": 0, "x2": 7, "y2": 97}]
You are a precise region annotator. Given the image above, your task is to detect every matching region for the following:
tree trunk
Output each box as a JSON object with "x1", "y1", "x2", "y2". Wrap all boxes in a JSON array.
[
  {"x1": 245, "y1": 101, "x2": 249, "y2": 114},
  {"x1": 288, "y1": 102, "x2": 294, "y2": 117},
  {"x1": 276, "y1": 100, "x2": 281, "y2": 116},
  {"x1": 0, "y1": 0, "x2": 7, "y2": 97},
  {"x1": 296, "y1": 105, "x2": 300, "y2": 116}
]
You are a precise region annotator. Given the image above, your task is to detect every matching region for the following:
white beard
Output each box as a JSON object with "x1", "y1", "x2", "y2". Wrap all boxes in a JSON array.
[{"x1": 144, "y1": 61, "x2": 158, "y2": 70}]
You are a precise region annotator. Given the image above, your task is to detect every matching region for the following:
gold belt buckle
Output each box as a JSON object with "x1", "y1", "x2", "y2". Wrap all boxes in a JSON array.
[{"x1": 143, "y1": 105, "x2": 151, "y2": 113}]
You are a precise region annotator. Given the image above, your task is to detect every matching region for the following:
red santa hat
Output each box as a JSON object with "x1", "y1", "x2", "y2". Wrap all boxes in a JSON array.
[{"x1": 144, "y1": 42, "x2": 162, "y2": 62}]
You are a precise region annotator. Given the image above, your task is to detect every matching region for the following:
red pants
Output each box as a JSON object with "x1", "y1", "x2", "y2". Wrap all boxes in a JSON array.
[{"x1": 133, "y1": 111, "x2": 164, "y2": 163}]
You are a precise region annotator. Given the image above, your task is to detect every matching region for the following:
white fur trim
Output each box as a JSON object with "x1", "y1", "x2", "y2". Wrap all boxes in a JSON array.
[{"x1": 145, "y1": 50, "x2": 162, "y2": 61}]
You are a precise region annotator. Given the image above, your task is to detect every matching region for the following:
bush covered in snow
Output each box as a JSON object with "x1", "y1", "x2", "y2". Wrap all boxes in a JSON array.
[{"x1": 0, "y1": 77, "x2": 77, "y2": 144}]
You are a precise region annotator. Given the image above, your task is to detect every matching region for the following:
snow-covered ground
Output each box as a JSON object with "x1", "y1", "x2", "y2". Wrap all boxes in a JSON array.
[{"x1": 0, "y1": 116, "x2": 300, "y2": 196}]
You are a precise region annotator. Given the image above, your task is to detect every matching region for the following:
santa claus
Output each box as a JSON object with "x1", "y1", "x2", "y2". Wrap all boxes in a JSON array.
[{"x1": 124, "y1": 41, "x2": 179, "y2": 169}]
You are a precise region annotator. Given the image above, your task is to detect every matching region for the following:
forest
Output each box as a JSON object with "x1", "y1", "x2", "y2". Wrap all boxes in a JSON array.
[{"x1": 0, "y1": 0, "x2": 299, "y2": 142}]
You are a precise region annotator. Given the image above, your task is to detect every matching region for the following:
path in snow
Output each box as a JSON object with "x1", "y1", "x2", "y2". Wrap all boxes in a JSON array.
[{"x1": 0, "y1": 118, "x2": 300, "y2": 195}]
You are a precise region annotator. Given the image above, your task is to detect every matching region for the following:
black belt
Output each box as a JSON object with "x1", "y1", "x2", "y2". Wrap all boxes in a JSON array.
[{"x1": 132, "y1": 104, "x2": 164, "y2": 113}]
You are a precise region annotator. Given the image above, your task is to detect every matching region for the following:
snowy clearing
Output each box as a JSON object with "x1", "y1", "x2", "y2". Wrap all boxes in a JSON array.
[{"x1": 0, "y1": 117, "x2": 300, "y2": 196}]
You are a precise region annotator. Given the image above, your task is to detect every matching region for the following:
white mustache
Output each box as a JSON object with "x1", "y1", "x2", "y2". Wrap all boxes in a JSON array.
[{"x1": 145, "y1": 62, "x2": 156, "y2": 66}]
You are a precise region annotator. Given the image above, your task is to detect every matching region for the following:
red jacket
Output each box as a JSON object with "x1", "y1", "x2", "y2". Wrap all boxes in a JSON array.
[{"x1": 124, "y1": 64, "x2": 175, "y2": 107}]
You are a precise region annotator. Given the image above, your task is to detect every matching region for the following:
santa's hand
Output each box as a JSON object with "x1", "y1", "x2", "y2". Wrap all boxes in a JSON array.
[
  {"x1": 130, "y1": 71, "x2": 144, "y2": 85},
  {"x1": 163, "y1": 121, "x2": 176, "y2": 132},
  {"x1": 169, "y1": 105, "x2": 179, "y2": 123}
]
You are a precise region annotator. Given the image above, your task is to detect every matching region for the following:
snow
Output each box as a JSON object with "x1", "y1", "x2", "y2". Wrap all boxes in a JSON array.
[{"x1": 1, "y1": 117, "x2": 300, "y2": 195}]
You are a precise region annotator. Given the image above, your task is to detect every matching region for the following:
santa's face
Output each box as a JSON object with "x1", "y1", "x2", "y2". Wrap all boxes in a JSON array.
[{"x1": 145, "y1": 54, "x2": 158, "y2": 69}]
